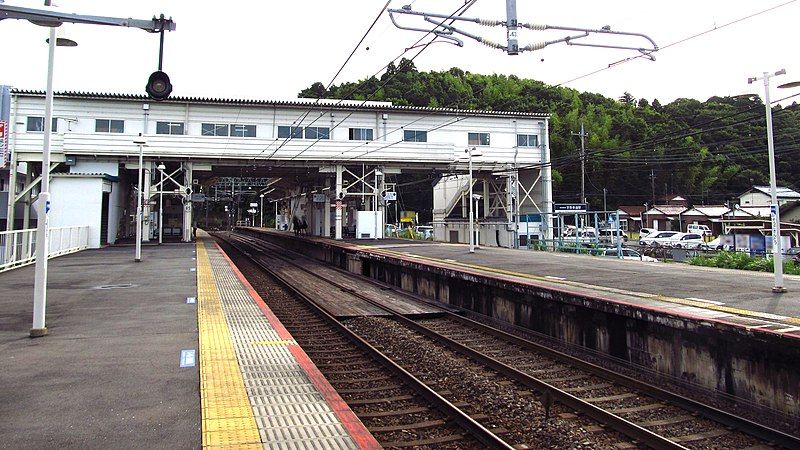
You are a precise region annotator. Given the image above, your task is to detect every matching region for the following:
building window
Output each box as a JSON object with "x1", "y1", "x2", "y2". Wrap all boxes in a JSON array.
[
  {"x1": 349, "y1": 128, "x2": 373, "y2": 141},
  {"x1": 403, "y1": 130, "x2": 427, "y2": 142},
  {"x1": 468, "y1": 132, "x2": 490, "y2": 146},
  {"x1": 277, "y1": 126, "x2": 303, "y2": 139},
  {"x1": 516, "y1": 134, "x2": 539, "y2": 147},
  {"x1": 202, "y1": 123, "x2": 229, "y2": 136},
  {"x1": 95, "y1": 119, "x2": 125, "y2": 133},
  {"x1": 26, "y1": 117, "x2": 58, "y2": 132},
  {"x1": 230, "y1": 124, "x2": 256, "y2": 137},
  {"x1": 156, "y1": 121, "x2": 185, "y2": 135},
  {"x1": 304, "y1": 126, "x2": 330, "y2": 140}
]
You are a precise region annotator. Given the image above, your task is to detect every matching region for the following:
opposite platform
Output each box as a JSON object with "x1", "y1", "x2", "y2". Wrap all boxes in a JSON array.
[
  {"x1": 0, "y1": 244, "x2": 200, "y2": 449},
  {"x1": 196, "y1": 231, "x2": 379, "y2": 449}
]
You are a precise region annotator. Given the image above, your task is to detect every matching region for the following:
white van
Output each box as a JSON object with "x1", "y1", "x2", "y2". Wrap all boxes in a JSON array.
[{"x1": 687, "y1": 224, "x2": 712, "y2": 236}]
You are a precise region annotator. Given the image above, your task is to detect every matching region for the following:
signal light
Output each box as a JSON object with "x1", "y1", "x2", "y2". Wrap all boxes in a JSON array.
[{"x1": 146, "y1": 70, "x2": 172, "y2": 101}]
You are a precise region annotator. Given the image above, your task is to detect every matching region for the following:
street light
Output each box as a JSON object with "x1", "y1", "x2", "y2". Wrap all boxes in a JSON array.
[
  {"x1": 157, "y1": 163, "x2": 166, "y2": 244},
  {"x1": 259, "y1": 193, "x2": 264, "y2": 228},
  {"x1": 466, "y1": 147, "x2": 482, "y2": 253},
  {"x1": 133, "y1": 134, "x2": 147, "y2": 262},
  {"x1": 748, "y1": 69, "x2": 799, "y2": 293},
  {"x1": 30, "y1": 21, "x2": 77, "y2": 338}
]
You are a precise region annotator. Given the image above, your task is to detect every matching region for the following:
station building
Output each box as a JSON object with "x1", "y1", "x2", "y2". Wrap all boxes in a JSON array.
[{"x1": 5, "y1": 89, "x2": 552, "y2": 248}]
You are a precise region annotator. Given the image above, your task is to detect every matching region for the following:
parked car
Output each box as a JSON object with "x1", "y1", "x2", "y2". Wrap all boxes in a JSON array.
[
  {"x1": 639, "y1": 231, "x2": 678, "y2": 246},
  {"x1": 601, "y1": 247, "x2": 659, "y2": 262},
  {"x1": 638, "y1": 227, "x2": 656, "y2": 238},
  {"x1": 668, "y1": 232, "x2": 705, "y2": 249},
  {"x1": 414, "y1": 225, "x2": 434, "y2": 240},
  {"x1": 562, "y1": 226, "x2": 598, "y2": 243},
  {"x1": 599, "y1": 229, "x2": 628, "y2": 243},
  {"x1": 385, "y1": 223, "x2": 399, "y2": 236},
  {"x1": 786, "y1": 247, "x2": 800, "y2": 263},
  {"x1": 687, "y1": 224, "x2": 712, "y2": 236}
]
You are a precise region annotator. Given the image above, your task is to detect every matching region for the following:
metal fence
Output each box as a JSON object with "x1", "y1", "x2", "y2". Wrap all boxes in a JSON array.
[{"x1": 0, "y1": 226, "x2": 90, "y2": 272}]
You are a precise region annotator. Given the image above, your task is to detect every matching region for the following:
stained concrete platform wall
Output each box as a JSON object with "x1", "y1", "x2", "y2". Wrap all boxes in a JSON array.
[{"x1": 239, "y1": 228, "x2": 800, "y2": 416}]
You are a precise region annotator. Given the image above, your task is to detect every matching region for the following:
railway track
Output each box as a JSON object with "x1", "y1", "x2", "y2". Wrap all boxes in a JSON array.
[{"x1": 217, "y1": 231, "x2": 799, "y2": 449}]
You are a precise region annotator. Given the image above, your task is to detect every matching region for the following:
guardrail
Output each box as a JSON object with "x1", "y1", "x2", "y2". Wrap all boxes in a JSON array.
[{"x1": 0, "y1": 226, "x2": 90, "y2": 272}]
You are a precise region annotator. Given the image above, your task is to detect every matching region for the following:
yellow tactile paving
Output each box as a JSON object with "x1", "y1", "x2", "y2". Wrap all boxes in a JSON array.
[
  {"x1": 196, "y1": 241, "x2": 261, "y2": 448},
  {"x1": 363, "y1": 246, "x2": 800, "y2": 327}
]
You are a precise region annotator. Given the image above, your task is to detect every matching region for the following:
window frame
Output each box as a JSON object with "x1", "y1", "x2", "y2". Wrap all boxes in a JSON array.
[
  {"x1": 156, "y1": 121, "x2": 185, "y2": 135},
  {"x1": 277, "y1": 126, "x2": 303, "y2": 139},
  {"x1": 349, "y1": 127, "x2": 374, "y2": 141},
  {"x1": 304, "y1": 126, "x2": 330, "y2": 140},
  {"x1": 201, "y1": 123, "x2": 230, "y2": 136},
  {"x1": 468, "y1": 132, "x2": 490, "y2": 146},
  {"x1": 230, "y1": 124, "x2": 256, "y2": 138},
  {"x1": 403, "y1": 130, "x2": 427, "y2": 143},
  {"x1": 26, "y1": 116, "x2": 58, "y2": 133},
  {"x1": 95, "y1": 119, "x2": 125, "y2": 134},
  {"x1": 516, "y1": 134, "x2": 539, "y2": 147}
]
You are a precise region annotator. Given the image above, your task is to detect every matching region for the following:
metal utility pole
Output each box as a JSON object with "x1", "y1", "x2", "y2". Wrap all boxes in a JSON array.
[
  {"x1": 571, "y1": 122, "x2": 588, "y2": 204},
  {"x1": 748, "y1": 69, "x2": 790, "y2": 293},
  {"x1": 649, "y1": 169, "x2": 656, "y2": 205}
]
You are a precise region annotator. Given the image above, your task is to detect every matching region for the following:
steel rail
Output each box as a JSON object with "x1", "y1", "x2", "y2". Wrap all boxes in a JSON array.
[
  {"x1": 218, "y1": 233, "x2": 514, "y2": 450},
  {"x1": 229, "y1": 232, "x2": 683, "y2": 450},
  {"x1": 247, "y1": 225, "x2": 799, "y2": 449}
]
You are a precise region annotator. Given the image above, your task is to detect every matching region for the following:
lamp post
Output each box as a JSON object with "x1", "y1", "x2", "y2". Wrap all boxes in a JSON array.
[
  {"x1": 466, "y1": 147, "x2": 482, "y2": 253},
  {"x1": 133, "y1": 134, "x2": 147, "y2": 262},
  {"x1": 30, "y1": 20, "x2": 77, "y2": 338},
  {"x1": 157, "y1": 163, "x2": 165, "y2": 244},
  {"x1": 748, "y1": 69, "x2": 798, "y2": 293},
  {"x1": 259, "y1": 193, "x2": 264, "y2": 228}
]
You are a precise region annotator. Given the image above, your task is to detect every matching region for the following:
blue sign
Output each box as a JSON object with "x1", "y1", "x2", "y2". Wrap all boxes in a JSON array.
[
  {"x1": 179, "y1": 349, "x2": 196, "y2": 368},
  {"x1": 519, "y1": 214, "x2": 542, "y2": 222}
]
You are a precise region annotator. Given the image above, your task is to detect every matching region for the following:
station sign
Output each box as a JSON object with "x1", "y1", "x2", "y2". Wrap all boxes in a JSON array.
[
  {"x1": 553, "y1": 203, "x2": 588, "y2": 213},
  {"x1": 313, "y1": 193, "x2": 326, "y2": 203},
  {"x1": 383, "y1": 191, "x2": 397, "y2": 201}
]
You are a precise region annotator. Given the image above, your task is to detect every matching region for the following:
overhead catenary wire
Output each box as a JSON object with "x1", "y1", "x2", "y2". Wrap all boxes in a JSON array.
[
  {"x1": 325, "y1": 0, "x2": 798, "y2": 169},
  {"x1": 269, "y1": 0, "x2": 481, "y2": 168},
  {"x1": 554, "y1": 0, "x2": 798, "y2": 88}
]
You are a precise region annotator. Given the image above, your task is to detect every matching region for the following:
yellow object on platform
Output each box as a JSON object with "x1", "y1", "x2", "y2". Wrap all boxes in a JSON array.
[{"x1": 196, "y1": 241, "x2": 261, "y2": 448}]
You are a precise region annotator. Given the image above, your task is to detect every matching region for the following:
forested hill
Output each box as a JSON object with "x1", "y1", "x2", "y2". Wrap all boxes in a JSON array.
[{"x1": 300, "y1": 59, "x2": 800, "y2": 209}]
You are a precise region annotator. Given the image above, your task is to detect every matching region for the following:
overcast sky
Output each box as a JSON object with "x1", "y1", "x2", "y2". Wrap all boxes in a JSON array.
[{"x1": 1, "y1": 0, "x2": 798, "y2": 106}]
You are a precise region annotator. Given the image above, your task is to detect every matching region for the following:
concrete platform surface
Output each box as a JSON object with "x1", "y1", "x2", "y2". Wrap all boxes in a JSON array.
[
  {"x1": 354, "y1": 240, "x2": 800, "y2": 320},
  {"x1": 0, "y1": 245, "x2": 200, "y2": 449}
]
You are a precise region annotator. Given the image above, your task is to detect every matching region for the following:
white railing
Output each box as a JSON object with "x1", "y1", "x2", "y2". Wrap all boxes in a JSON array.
[{"x1": 0, "y1": 225, "x2": 90, "y2": 272}]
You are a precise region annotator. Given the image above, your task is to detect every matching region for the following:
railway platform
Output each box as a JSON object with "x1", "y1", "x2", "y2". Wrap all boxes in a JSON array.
[
  {"x1": 0, "y1": 233, "x2": 380, "y2": 449},
  {"x1": 237, "y1": 227, "x2": 800, "y2": 417}
]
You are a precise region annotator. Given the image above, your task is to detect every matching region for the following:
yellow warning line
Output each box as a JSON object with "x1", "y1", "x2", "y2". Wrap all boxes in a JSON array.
[
  {"x1": 196, "y1": 240, "x2": 261, "y2": 449},
  {"x1": 364, "y1": 246, "x2": 800, "y2": 327}
]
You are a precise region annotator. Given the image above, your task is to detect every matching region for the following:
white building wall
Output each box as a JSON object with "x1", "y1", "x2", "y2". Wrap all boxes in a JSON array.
[
  {"x1": 12, "y1": 95, "x2": 547, "y2": 166},
  {"x1": 49, "y1": 177, "x2": 102, "y2": 248},
  {"x1": 71, "y1": 160, "x2": 119, "y2": 176}
]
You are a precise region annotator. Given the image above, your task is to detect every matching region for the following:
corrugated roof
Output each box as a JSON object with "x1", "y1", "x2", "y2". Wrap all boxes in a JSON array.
[
  {"x1": 647, "y1": 205, "x2": 688, "y2": 215},
  {"x1": 683, "y1": 205, "x2": 730, "y2": 217},
  {"x1": 749, "y1": 185, "x2": 800, "y2": 198},
  {"x1": 11, "y1": 89, "x2": 550, "y2": 119}
]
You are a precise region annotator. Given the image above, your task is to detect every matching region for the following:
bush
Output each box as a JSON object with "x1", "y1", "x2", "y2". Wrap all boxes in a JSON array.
[{"x1": 688, "y1": 251, "x2": 800, "y2": 274}]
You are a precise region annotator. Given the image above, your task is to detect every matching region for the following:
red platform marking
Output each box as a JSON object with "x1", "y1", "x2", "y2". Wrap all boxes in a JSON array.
[{"x1": 213, "y1": 241, "x2": 382, "y2": 450}]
